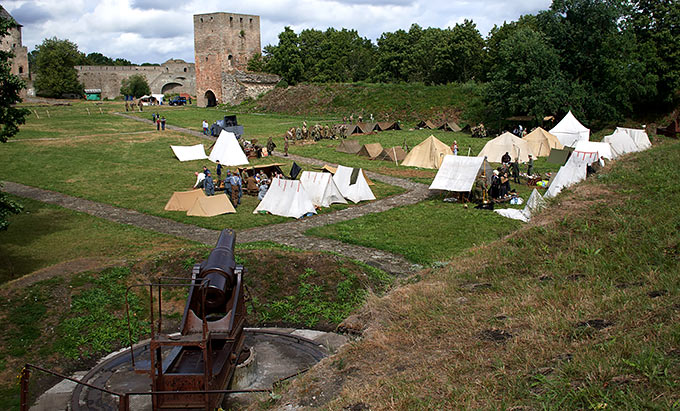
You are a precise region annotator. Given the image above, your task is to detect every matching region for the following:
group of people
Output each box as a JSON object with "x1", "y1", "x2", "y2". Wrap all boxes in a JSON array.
[
  {"x1": 287, "y1": 121, "x2": 337, "y2": 141},
  {"x1": 241, "y1": 137, "x2": 277, "y2": 158},
  {"x1": 342, "y1": 113, "x2": 375, "y2": 123},
  {"x1": 152, "y1": 113, "x2": 166, "y2": 131},
  {"x1": 191, "y1": 163, "x2": 285, "y2": 207}
]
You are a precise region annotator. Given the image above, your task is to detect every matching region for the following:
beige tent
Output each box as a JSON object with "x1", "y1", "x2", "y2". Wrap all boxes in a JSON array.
[
  {"x1": 186, "y1": 195, "x2": 236, "y2": 217},
  {"x1": 164, "y1": 190, "x2": 205, "y2": 211},
  {"x1": 438, "y1": 122, "x2": 462, "y2": 132},
  {"x1": 357, "y1": 143, "x2": 384, "y2": 158},
  {"x1": 477, "y1": 132, "x2": 533, "y2": 163},
  {"x1": 336, "y1": 139, "x2": 362, "y2": 154},
  {"x1": 416, "y1": 120, "x2": 440, "y2": 129},
  {"x1": 357, "y1": 122, "x2": 377, "y2": 134},
  {"x1": 318, "y1": 164, "x2": 375, "y2": 186},
  {"x1": 376, "y1": 146, "x2": 407, "y2": 162},
  {"x1": 344, "y1": 124, "x2": 362, "y2": 137},
  {"x1": 376, "y1": 121, "x2": 401, "y2": 131},
  {"x1": 524, "y1": 127, "x2": 563, "y2": 157},
  {"x1": 401, "y1": 135, "x2": 453, "y2": 169}
]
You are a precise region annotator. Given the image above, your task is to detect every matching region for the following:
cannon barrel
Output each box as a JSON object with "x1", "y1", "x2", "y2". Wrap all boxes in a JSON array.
[{"x1": 200, "y1": 229, "x2": 237, "y2": 311}]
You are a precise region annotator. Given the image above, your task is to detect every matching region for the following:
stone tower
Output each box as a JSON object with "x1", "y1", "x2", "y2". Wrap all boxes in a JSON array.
[
  {"x1": 0, "y1": 6, "x2": 30, "y2": 97},
  {"x1": 194, "y1": 12, "x2": 274, "y2": 107}
]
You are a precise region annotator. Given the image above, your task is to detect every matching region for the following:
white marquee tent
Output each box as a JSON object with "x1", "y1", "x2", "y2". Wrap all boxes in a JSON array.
[
  {"x1": 477, "y1": 132, "x2": 533, "y2": 163},
  {"x1": 616, "y1": 127, "x2": 651, "y2": 150},
  {"x1": 603, "y1": 129, "x2": 640, "y2": 158},
  {"x1": 208, "y1": 130, "x2": 249, "y2": 166},
  {"x1": 333, "y1": 165, "x2": 376, "y2": 203},
  {"x1": 254, "y1": 178, "x2": 317, "y2": 219},
  {"x1": 429, "y1": 155, "x2": 491, "y2": 192},
  {"x1": 170, "y1": 144, "x2": 208, "y2": 162},
  {"x1": 550, "y1": 111, "x2": 590, "y2": 147},
  {"x1": 300, "y1": 171, "x2": 348, "y2": 208}
]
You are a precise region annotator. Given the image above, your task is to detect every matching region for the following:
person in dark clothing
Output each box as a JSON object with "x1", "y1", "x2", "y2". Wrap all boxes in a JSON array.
[
  {"x1": 489, "y1": 170, "x2": 501, "y2": 199},
  {"x1": 216, "y1": 160, "x2": 222, "y2": 182},
  {"x1": 511, "y1": 159, "x2": 520, "y2": 183},
  {"x1": 500, "y1": 168, "x2": 510, "y2": 198},
  {"x1": 501, "y1": 151, "x2": 511, "y2": 165},
  {"x1": 204, "y1": 171, "x2": 215, "y2": 196},
  {"x1": 156, "y1": 117, "x2": 160, "y2": 130},
  {"x1": 527, "y1": 154, "x2": 534, "y2": 176},
  {"x1": 161, "y1": 116, "x2": 166, "y2": 130},
  {"x1": 267, "y1": 137, "x2": 276, "y2": 155}
]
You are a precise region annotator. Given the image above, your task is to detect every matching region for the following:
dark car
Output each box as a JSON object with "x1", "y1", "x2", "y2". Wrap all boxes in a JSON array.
[{"x1": 169, "y1": 96, "x2": 187, "y2": 106}]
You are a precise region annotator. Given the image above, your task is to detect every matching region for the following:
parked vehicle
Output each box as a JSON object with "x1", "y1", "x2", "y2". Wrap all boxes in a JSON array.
[{"x1": 169, "y1": 96, "x2": 187, "y2": 106}]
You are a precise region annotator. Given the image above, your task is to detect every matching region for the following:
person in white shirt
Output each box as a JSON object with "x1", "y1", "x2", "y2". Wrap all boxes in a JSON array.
[
  {"x1": 193, "y1": 171, "x2": 205, "y2": 188},
  {"x1": 202, "y1": 120, "x2": 209, "y2": 135}
]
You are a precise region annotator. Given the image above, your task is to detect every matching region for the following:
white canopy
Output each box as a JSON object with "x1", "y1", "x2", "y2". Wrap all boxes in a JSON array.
[
  {"x1": 573, "y1": 140, "x2": 614, "y2": 161},
  {"x1": 208, "y1": 130, "x2": 249, "y2": 166},
  {"x1": 603, "y1": 130, "x2": 639, "y2": 158},
  {"x1": 616, "y1": 127, "x2": 651, "y2": 150},
  {"x1": 300, "y1": 171, "x2": 347, "y2": 208},
  {"x1": 254, "y1": 178, "x2": 317, "y2": 219},
  {"x1": 495, "y1": 189, "x2": 547, "y2": 222},
  {"x1": 545, "y1": 154, "x2": 589, "y2": 198},
  {"x1": 477, "y1": 132, "x2": 533, "y2": 163},
  {"x1": 550, "y1": 111, "x2": 590, "y2": 147},
  {"x1": 170, "y1": 144, "x2": 208, "y2": 162},
  {"x1": 430, "y1": 155, "x2": 488, "y2": 192},
  {"x1": 333, "y1": 165, "x2": 376, "y2": 203}
]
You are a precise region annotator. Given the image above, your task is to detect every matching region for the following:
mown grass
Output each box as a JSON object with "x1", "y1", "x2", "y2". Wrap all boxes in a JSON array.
[
  {"x1": 0, "y1": 195, "x2": 194, "y2": 284},
  {"x1": 1, "y1": 112, "x2": 404, "y2": 231},
  {"x1": 307, "y1": 198, "x2": 523, "y2": 265},
  {"x1": 274, "y1": 138, "x2": 680, "y2": 409}
]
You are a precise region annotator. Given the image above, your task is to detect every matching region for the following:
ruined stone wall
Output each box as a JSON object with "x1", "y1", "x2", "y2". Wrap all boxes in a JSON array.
[
  {"x1": 194, "y1": 12, "x2": 267, "y2": 107},
  {"x1": 221, "y1": 71, "x2": 279, "y2": 105},
  {"x1": 75, "y1": 60, "x2": 196, "y2": 99},
  {"x1": 1, "y1": 25, "x2": 29, "y2": 97}
]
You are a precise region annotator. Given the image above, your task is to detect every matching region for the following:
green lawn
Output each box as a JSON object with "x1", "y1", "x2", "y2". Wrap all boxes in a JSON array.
[{"x1": 307, "y1": 198, "x2": 523, "y2": 265}]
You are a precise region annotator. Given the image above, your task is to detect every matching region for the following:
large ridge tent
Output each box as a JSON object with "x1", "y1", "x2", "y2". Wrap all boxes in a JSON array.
[
  {"x1": 401, "y1": 135, "x2": 453, "y2": 169},
  {"x1": 170, "y1": 144, "x2": 208, "y2": 162},
  {"x1": 495, "y1": 189, "x2": 547, "y2": 222},
  {"x1": 208, "y1": 130, "x2": 249, "y2": 166},
  {"x1": 429, "y1": 155, "x2": 492, "y2": 192},
  {"x1": 573, "y1": 141, "x2": 614, "y2": 161},
  {"x1": 616, "y1": 127, "x2": 651, "y2": 150},
  {"x1": 545, "y1": 154, "x2": 590, "y2": 198},
  {"x1": 549, "y1": 110, "x2": 590, "y2": 147},
  {"x1": 477, "y1": 132, "x2": 533, "y2": 163},
  {"x1": 300, "y1": 171, "x2": 348, "y2": 208},
  {"x1": 164, "y1": 190, "x2": 205, "y2": 211},
  {"x1": 357, "y1": 143, "x2": 384, "y2": 158},
  {"x1": 336, "y1": 140, "x2": 362, "y2": 154},
  {"x1": 186, "y1": 195, "x2": 236, "y2": 217},
  {"x1": 438, "y1": 121, "x2": 462, "y2": 132},
  {"x1": 254, "y1": 178, "x2": 317, "y2": 218},
  {"x1": 524, "y1": 127, "x2": 563, "y2": 157},
  {"x1": 376, "y1": 146, "x2": 407, "y2": 162},
  {"x1": 333, "y1": 165, "x2": 376, "y2": 203},
  {"x1": 603, "y1": 129, "x2": 639, "y2": 158}
]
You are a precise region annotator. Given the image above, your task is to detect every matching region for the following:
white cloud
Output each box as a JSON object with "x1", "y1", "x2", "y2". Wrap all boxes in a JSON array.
[{"x1": 3, "y1": 0, "x2": 552, "y2": 64}]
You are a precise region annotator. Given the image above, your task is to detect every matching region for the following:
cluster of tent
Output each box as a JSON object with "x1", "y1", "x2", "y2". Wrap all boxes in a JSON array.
[
  {"x1": 337, "y1": 135, "x2": 454, "y2": 169},
  {"x1": 164, "y1": 189, "x2": 236, "y2": 217},
  {"x1": 170, "y1": 130, "x2": 249, "y2": 166},
  {"x1": 417, "y1": 120, "x2": 462, "y2": 132},
  {"x1": 342, "y1": 121, "x2": 401, "y2": 137},
  {"x1": 254, "y1": 166, "x2": 375, "y2": 218}
]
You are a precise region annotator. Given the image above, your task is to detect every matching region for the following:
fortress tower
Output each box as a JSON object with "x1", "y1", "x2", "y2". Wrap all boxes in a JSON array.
[{"x1": 1, "y1": 6, "x2": 30, "y2": 97}]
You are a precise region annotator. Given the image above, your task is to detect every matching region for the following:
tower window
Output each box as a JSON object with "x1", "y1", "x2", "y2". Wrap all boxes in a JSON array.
[
  {"x1": 228, "y1": 55, "x2": 233, "y2": 61},
  {"x1": 200, "y1": 17, "x2": 203, "y2": 22},
  {"x1": 184, "y1": 67, "x2": 187, "y2": 72},
  {"x1": 18, "y1": 66, "x2": 23, "y2": 74}
]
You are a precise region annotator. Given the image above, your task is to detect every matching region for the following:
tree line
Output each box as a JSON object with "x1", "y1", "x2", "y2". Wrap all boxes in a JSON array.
[{"x1": 250, "y1": 0, "x2": 679, "y2": 125}]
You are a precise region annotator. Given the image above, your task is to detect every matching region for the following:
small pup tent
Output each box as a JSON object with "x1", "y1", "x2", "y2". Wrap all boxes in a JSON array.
[
  {"x1": 416, "y1": 120, "x2": 440, "y2": 129},
  {"x1": 477, "y1": 132, "x2": 533, "y2": 163},
  {"x1": 376, "y1": 122, "x2": 401, "y2": 131},
  {"x1": 524, "y1": 128, "x2": 563, "y2": 157},
  {"x1": 495, "y1": 189, "x2": 547, "y2": 222},
  {"x1": 209, "y1": 130, "x2": 249, "y2": 166},
  {"x1": 401, "y1": 135, "x2": 453, "y2": 169},
  {"x1": 170, "y1": 144, "x2": 208, "y2": 162},
  {"x1": 438, "y1": 121, "x2": 462, "y2": 132},
  {"x1": 357, "y1": 143, "x2": 384, "y2": 158},
  {"x1": 343, "y1": 124, "x2": 362, "y2": 137},
  {"x1": 616, "y1": 127, "x2": 651, "y2": 150},
  {"x1": 376, "y1": 146, "x2": 407, "y2": 162},
  {"x1": 429, "y1": 155, "x2": 492, "y2": 192},
  {"x1": 333, "y1": 165, "x2": 376, "y2": 203},
  {"x1": 549, "y1": 110, "x2": 590, "y2": 147},
  {"x1": 186, "y1": 195, "x2": 236, "y2": 217},
  {"x1": 336, "y1": 140, "x2": 362, "y2": 154},
  {"x1": 603, "y1": 129, "x2": 639, "y2": 158},
  {"x1": 357, "y1": 122, "x2": 377, "y2": 134},
  {"x1": 300, "y1": 171, "x2": 347, "y2": 208},
  {"x1": 254, "y1": 178, "x2": 317, "y2": 218},
  {"x1": 164, "y1": 190, "x2": 205, "y2": 211}
]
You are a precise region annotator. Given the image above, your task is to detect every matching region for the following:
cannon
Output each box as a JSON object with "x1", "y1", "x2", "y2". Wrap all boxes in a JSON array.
[{"x1": 145, "y1": 229, "x2": 247, "y2": 410}]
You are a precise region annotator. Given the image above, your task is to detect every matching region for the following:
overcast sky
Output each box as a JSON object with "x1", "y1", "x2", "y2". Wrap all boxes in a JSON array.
[{"x1": 4, "y1": 0, "x2": 553, "y2": 64}]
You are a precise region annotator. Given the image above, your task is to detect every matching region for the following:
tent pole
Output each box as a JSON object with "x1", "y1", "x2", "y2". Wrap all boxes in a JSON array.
[{"x1": 393, "y1": 147, "x2": 398, "y2": 166}]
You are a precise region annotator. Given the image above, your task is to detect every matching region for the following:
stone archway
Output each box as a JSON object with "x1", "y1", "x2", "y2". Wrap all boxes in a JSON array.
[
  {"x1": 161, "y1": 82, "x2": 182, "y2": 94},
  {"x1": 204, "y1": 90, "x2": 217, "y2": 107}
]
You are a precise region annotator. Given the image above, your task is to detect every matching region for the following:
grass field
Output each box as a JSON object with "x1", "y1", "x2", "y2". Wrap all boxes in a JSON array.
[{"x1": 275, "y1": 138, "x2": 680, "y2": 409}]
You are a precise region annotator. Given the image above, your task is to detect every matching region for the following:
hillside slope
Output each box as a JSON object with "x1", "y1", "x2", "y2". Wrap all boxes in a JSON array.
[
  {"x1": 268, "y1": 136, "x2": 680, "y2": 409},
  {"x1": 237, "y1": 82, "x2": 485, "y2": 124}
]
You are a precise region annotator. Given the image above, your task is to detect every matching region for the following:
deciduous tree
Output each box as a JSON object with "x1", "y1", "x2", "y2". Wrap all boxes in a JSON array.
[{"x1": 33, "y1": 37, "x2": 84, "y2": 98}]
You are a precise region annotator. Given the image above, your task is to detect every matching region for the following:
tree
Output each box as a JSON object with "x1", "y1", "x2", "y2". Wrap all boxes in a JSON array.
[
  {"x1": 265, "y1": 27, "x2": 304, "y2": 85},
  {"x1": 120, "y1": 74, "x2": 150, "y2": 98},
  {"x1": 33, "y1": 37, "x2": 84, "y2": 98},
  {"x1": 0, "y1": 14, "x2": 28, "y2": 229}
]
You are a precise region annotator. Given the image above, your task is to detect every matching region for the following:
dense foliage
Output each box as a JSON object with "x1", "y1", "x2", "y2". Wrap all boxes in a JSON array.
[
  {"x1": 33, "y1": 37, "x2": 84, "y2": 98},
  {"x1": 120, "y1": 74, "x2": 151, "y2": 98},
  {"x1": 255, "y1": 0, "x2": 679, "y2": 125}
]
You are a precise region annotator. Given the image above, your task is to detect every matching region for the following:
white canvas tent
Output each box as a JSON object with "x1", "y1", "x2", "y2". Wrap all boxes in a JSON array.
[
  {"x1": 573, "y1": 140, "x2": 614, "y2": 161},
  {"x1": 545, "y1": 154, "x2": 590, "y2": 198},
  {"x1": 477, "y1": 132, "x2": 533, "y2": 163},
  {"x1": 616, "y1": 127, "x2": 651, "y2": 150},
  {"x1": 170, "y1": 144, "x2": 208, "y2": 162},
  {"x1": 495, "y1": 189, "x2": 547, "y2": 222},
  {"x1": 333, "y1": 165, "x2": 376, "y2": 203},
  {"x1": 299, "y1": 171, "x2": 347, "y2": 208},
  {"x1": 401, "y1": 135, "x2": 453, "y2": 169},
  {"x1": 603, "y1": 129, "x2": 639, "y2": 158},
  {"x1": 524, "y1": 127, "x2": 563, "y2": 157},
  {"x1": 208, "y1": 130, "x2": 249, "y2": 166},
  {"x1": 254, "y1": 178, "x2": 317, "y2": 218},
  {"x1": 429, "y1": 155, "x2": 491, "y2": 192},
  {"x1": 186, "y1": 195, "x2": 236, "y2": 217},
  {"x1": 550, "y1": 111, "x2": 590, "y2": 147}
]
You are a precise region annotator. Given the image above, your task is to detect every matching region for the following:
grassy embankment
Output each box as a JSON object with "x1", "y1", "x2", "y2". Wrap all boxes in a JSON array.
[{"x1": 271, "y1": 137, "x2": 680, "y2": 409}]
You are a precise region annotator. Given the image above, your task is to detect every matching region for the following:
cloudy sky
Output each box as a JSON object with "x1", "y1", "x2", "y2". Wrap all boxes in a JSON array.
[{"x1": 4, "y1": 0, "x2": 553, "y2": 64}]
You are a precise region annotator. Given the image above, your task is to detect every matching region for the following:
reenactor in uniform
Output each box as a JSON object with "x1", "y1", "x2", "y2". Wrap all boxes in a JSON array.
[
  {"x1": 296, "y1": 127, "x2": 302, "y2": 140},
  {"x1": 324, "y1": 125, "x2": 330, "y2": 139},
  {"x1": 358, "y1": 114, "x2": 363, "y2": 123}
]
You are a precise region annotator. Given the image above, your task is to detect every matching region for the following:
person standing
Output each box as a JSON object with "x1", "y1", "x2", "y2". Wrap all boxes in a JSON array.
[
  {"x1": 527, "y1": 154, "x2": 534, "y2": 176},
  {"x1": 284, "y1": 133, "x2": 289, "y2": 157},
  {"x1": 156, "y1": 116, "x2": 160, "y2": 131},
  {"x1": 152, "y1": 113, "x2": 156, "y2": 123},
  {"x1": 229, "y1": 172, "x2": 240, "y2": 207},
  {"x1": 216, "y1": 160, "x2": 222, "y2": 182},
  {"x1": 267, "y1": 137, "x2": 276, "y2": 155},
  {"x1": 160, "y1": 116, "x2": 166, "y2": 131},
  {"x1": 204, "y1": 171, "x2": 215, "y2": 196},
  {"x1": 202, "y1": 120, "x2": 209, "y2": 135},
  {"x1": 452, "y1": 140, "x2": 458, "y2": 155},
  {"x1": 511, "y1": 159, "x2": 520, "y2": 183}
]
